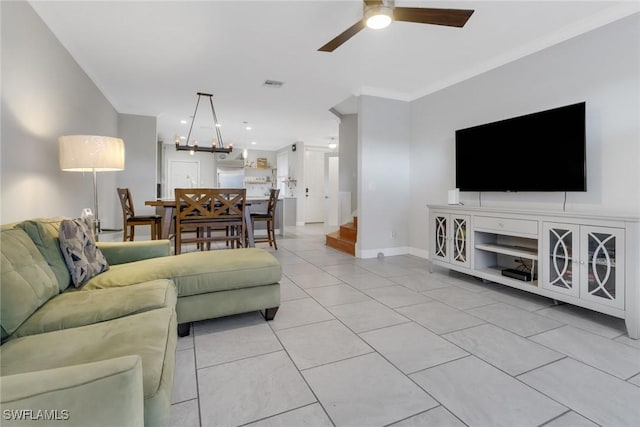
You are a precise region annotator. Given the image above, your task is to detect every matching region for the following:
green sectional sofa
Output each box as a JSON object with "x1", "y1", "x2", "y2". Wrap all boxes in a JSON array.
[{"x1": 0, "y1": 217, "x2": 282, "y2": 427}]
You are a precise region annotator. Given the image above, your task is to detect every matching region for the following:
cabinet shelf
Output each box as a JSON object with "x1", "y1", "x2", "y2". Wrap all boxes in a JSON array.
[
  {"x1": 475, "y1": 243, "x2": 538, "y2": 260},
  {"x1": 476, "y1": 266, "x2": 539, "y2": 287}
]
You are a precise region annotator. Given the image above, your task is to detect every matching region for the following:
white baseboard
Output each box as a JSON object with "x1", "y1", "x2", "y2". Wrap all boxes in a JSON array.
[
  {"x1": 357, "y1": 246, "x2": 411, "y2": 259},
  {"x1": 354, "y1": 246, "x2": 429, "y2": 260},
  {"x1": 409, "y1": 247, "x2": 429, "y2": 259}
]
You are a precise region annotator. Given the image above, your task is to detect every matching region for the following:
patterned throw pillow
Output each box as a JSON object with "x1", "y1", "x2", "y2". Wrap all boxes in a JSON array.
[{"x1": 58, "y1": 218, "x2": 109, "y2": 287}]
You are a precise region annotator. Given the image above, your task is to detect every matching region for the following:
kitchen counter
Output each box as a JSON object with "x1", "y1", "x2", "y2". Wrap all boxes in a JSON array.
[
  {"x1": 247, "y1": 196, "x2": 294, "y2": 200},
  {"x1": 249, "y1": 197, "x2": 296, "y2": 236}
]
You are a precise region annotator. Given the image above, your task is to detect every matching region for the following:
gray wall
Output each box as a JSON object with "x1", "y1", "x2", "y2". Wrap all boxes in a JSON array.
[
  {"x1": 1, "y1": 1, "x2": 119, "y2": 225},
  {"x1": 339, "y1": 113, "x2": 358, "y2": 223},
  {"x1": 409, "y1": 13, "x2": 640, "y2": 255},
  {"x1": 1, "y1": 2, "x2": 159, "y2": 229},
  {"x1": 115, "y1": 114, "x2": 157, "y2": 221},
  {"x1": 357, "y1": 96, "x2": 411, "y2": 257}
]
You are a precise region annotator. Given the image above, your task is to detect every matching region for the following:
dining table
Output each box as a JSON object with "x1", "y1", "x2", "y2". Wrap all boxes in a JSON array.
[{"x1": 144, "y1": 198, "x2": 255, "y2": 247}]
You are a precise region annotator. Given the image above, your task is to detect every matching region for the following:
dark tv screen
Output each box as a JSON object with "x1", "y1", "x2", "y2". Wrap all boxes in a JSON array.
[{"x1": 455, "y1": 102, "x2": 586, "y2": 192}]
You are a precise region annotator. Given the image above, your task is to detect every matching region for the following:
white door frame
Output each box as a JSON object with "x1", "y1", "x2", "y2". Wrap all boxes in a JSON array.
[
  {"x1": 167, "y1": 160, "x2": 200, "y2": 198},
  {"x1": 303, "y1": 148, "x2": 326, "y2": 223},
  {"x1": 324, "y1": 153, "x2": 339, "y2": 230}
]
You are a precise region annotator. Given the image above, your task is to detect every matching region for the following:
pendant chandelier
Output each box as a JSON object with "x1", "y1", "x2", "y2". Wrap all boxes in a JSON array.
[{"x1": 175, "y1": 92, "x2": 233, "y2": 154}]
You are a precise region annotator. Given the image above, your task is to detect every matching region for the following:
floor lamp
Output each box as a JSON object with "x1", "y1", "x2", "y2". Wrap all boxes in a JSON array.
[{"x1": 59, "y1": 135, "x2": 125, "y2": 238}]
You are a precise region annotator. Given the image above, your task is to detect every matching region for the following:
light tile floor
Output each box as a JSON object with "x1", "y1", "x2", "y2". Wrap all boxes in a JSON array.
[{"x1": 169, "y1": 224, "x2": 640, "y2": 427}]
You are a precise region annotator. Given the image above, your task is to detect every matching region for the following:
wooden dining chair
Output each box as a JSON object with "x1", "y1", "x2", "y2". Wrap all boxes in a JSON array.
[
  {"x1": 117, "y1": 188, "x2": 162, "y2": 241},
  {"x1": 251, "y1": 188, "x2": 280, "y2": 250},
  {"x1": 174, "y1": 188, "x2": 246, "y2": 255}
]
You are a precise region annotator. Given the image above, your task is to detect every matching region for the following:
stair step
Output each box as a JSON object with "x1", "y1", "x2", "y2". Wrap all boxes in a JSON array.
[
  {"x1": 326, "y1": 230, "x2": 356, "y2": 244},
  {"x1": 340, "y1": 222, "x2": 357, "y2": 240},
  {"x1": 326, "y1": 231, "x2": 355, "y2": 256}
]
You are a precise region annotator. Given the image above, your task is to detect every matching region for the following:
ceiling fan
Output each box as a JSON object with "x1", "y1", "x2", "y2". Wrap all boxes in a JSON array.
[{"x1": 318, "y1": 0, "x2": 474, "y2": 52}]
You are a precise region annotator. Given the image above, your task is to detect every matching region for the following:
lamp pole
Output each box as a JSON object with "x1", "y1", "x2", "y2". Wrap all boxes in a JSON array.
[
  {"x1": 92, "y1": 168, "x2": 100, "y2": 236},
  {"x1": 58, "y1": 135, "x2": 125, "y2": 241}
]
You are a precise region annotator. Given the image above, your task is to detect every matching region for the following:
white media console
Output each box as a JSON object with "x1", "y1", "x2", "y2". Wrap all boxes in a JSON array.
[{"x1": 428, "y1": 204, "x2": 640, "y2": 339}]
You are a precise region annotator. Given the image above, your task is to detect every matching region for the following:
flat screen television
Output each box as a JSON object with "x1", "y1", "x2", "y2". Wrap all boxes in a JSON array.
[{"x1": 455, "y1": 102, "x2": 586, "y2": 192}]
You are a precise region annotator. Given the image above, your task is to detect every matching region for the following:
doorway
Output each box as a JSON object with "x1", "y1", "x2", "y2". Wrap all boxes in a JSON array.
[
  {"x1": 168, "y1": 160, "x2": 200, "y2": 197},
  {"x1": 303, "y1": 149, "x2": 325, "y2": 223},
  {"x1": 325, "y1": 155, "x2": 339, "y2": 228}
]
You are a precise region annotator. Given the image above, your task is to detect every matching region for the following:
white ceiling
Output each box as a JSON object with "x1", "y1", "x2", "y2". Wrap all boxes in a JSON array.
[{"x1": 29, "y1": 1, "x2": 639, "y2": 151}]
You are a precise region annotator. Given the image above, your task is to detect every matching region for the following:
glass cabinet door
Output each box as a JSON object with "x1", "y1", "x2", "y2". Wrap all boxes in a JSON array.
[
  {"x1": 433, "y1": 215, "x2": 448, "y2": 262},
  {"x1": 451, "y1": 215, "x2": 470, "y2": 268},
  {"x1": 542, "y1": 223, "x2": 580, "y2": 297},
  {"x1": 580, "y1": 226, "x2": 625, "y2": 309}
]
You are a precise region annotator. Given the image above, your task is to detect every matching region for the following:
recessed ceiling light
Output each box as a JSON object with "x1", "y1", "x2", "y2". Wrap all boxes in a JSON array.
[
  {"x1": 180, "y1": 136, "x2": 186, "y2": 140},
  {"x1": 215, "y1": 123, "x2": 221, "y2": 127},
  {"x1": 246, "y1": 126, "x2": 252, "y2": 131},
  {"x1": 180, "y1": 119, "x2": 188, "y2": 124},
  {"x1": 251, "y1": 141, "x2": 257, "y2": 145},
  {"x1": 263, "y1": 80, "x2": 284, "y2": 88},
  {"x1": 328, "y1": 142, "x2": 337, "y2": 149}
]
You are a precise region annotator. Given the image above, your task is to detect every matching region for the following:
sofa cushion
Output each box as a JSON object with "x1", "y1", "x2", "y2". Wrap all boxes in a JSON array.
[
  {"x1": 10, "y1": 279, "x2": 177, "y2": 339},
  {"x1": 0, "y1": 356, "x2": 145, "y2": 427},
  {"x1": 0, "y1": 228, "x2": 59, "y2": 340},
  {"x1": 97, "y1": 240, "x2": 171, "y2": 265},
  {"x1": 59, "y1": 218, "x2": 109, "y2": 287},
  {"x1": 83, "y1": 248, "x2": 282, "y2": 297},
  {"x1": 0, "y1": 307, "x2": 177, "y2": 427},
  {"x1": 17, "y1": 218, "x2": 71, "y2": 292}
]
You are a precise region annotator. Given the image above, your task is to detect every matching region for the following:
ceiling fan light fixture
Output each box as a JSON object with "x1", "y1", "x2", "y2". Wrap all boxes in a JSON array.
[{"x1": 365, "y1": 5, "x2": 393, "y2": 29}]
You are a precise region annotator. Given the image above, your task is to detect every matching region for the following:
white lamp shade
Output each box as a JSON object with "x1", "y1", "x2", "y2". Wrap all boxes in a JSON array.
[{"x1": 59, "y1": 135, "x2": 125, "y2": 171}]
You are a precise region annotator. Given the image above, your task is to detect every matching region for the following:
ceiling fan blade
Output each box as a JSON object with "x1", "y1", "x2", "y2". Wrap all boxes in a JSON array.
[
  {"x1": 393, "y1": 8, "x2": 474, "y2": 28},
  {"x1": 318, "y1": 20, "x2": 366, "y2": 52}
]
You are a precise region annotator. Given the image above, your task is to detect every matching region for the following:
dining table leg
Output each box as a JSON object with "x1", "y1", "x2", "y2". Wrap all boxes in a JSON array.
[{"x1": 160, "y1": 207, "x2": 174, "y2": 240}]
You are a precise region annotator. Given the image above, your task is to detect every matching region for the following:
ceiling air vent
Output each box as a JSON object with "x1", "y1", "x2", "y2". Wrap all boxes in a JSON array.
[{"x1": 263, "y1": 80, "x2": 284, "y2": 88}]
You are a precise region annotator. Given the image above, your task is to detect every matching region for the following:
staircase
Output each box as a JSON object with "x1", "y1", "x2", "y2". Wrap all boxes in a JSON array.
[{"x1": 325, "y1": 216, "x2": 357, "y2": 256}]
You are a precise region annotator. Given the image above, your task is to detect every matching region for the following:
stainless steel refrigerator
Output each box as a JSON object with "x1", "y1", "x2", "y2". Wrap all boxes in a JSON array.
[{"x1": 217, "y1": 160, "x2": 244, "y2": 188}]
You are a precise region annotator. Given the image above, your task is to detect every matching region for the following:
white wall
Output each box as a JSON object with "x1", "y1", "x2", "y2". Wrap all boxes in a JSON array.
[
  {"x1": 339, "y1": 113, "x2": 358, "y2": 223},
  {"x1": 286, "y1": 142, "x2": 306, "y2": 225},
  {"x1": 357, "y1": 96, "x2": 411, "y2": 258},
  {"x1": 1, "y1": 1, "x2": 120, "y2": 225},
  {"x1": 244, "y1": 149, "x2": 276, "y2": 169},
  {"x1": 409, "y1": 13, "x2": 640, "y2": 255}
]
